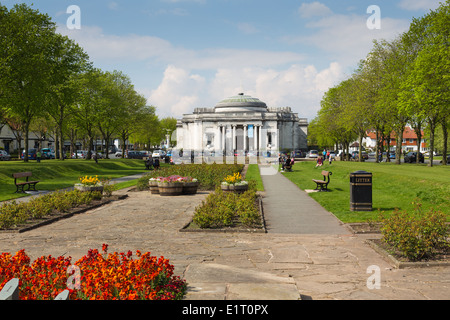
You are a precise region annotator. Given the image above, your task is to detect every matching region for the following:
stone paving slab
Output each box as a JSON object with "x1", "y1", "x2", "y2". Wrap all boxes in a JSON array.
[{"x1": 0, "y1": 187, "x2": 449, "y2": 300}]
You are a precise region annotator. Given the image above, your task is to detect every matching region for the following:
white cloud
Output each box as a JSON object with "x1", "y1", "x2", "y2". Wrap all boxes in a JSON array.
[
  {"x1": 148, "y1": 65, "x2": 206, "y2": 118},
  {"x1": 285, "y1": 11, "x2": 410, "y2": 68},
  {"x1": 150, "y1": 62, "x2": 345, "y2": 121},
  {"x1": 58, "y1": 24, "x2": 304, "y2": 70},
  {"x1": 398, "y1": 0, "x2": 442, "y2": 11},
  {"x1": 298, "y1": 1, "x2": 333, "y2": 18}
]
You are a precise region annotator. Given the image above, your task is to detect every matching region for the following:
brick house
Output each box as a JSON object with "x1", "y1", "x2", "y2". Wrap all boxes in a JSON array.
[{"x1": 363, "y1": 126, "x2": 428, "y2": 153}]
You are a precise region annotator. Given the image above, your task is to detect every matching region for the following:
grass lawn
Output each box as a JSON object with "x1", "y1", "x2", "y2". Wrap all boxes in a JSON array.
[
  {"x1": 281, "y1": 161, "x2": 450, "y2": 223},
  {"x1": 0, "y1": 159, "x2": 148, "y2": 202},
  {"x1": 245, "y1": 164, "x2": 265, "y2": 191}
]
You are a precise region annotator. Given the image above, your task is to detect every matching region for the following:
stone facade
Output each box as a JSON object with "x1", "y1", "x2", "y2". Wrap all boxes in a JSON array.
[{"x1": 175, "y1": 93, "x2": 308, "y2": 157}]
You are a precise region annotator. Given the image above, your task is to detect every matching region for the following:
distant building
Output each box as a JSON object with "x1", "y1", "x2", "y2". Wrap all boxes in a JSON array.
[
  {"x1": 363, "y1": 127, "x2": 428, "y2": 153},
  {"x1": 0, "y1": 124, "x2": 54, "y2": 154},
  {"x1": 175, "y1": 93, "x2": 308, "y2": 156}
]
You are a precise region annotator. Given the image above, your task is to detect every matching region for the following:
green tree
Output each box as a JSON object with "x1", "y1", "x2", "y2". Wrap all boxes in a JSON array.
[
  {"x1": 404, "y1": 1, "x2": 450, "y2": 166},
  {"x1": 45, "y1": 34, "x2": 91, "y2": 160},
  {"x1": 0, "y1": 4, "x2": 58, "y2": 161}
]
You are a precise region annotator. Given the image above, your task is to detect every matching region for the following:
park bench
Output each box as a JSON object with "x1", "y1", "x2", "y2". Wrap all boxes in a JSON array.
[
  {"x1": 12, "y1": 172, "x2": 40, "y2": 193},
  {"x1": 312, "y1": 170, "x2": 332, "y2": 191}
]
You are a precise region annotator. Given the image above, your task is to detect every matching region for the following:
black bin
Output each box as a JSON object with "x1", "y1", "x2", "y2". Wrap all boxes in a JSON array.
[{"x1": 350, "y1": 171, "x2": 372, "y2": 211}]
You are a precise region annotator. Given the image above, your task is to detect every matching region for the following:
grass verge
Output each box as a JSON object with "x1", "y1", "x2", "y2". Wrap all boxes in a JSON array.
[
  {"x1": 281, "y1": 161, "x2": 450, "y2": 223},
  {"x1": 244, "y1": 164, "x2": 264, "y2": 191},
  {"x1": 0, "y1": 159, "x2": 147, "y2": 202}
]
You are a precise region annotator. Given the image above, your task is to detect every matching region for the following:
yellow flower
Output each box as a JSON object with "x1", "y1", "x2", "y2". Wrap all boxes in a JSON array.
[
  {"x1": 79, "y1": 175, "x2": 100, "y2": 186},
  {"x1": 224, "y1": 172, "x2": 242, "y2": 184}
]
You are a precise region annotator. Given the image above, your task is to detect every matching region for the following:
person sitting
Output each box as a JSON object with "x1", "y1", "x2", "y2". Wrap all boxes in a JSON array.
[
  {"x1": 315, "y1": 156, "x2": 323, "y2": 168},
  {"x1": 282, "y1": 156, "x2": 293, "y2": 172}
]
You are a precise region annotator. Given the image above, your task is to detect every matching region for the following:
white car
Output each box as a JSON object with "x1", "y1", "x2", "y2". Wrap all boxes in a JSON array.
[
  {"x1": 152, "y1": 150, "x2": 163, "y2": 158},
  {"x1": 306, "y1": 150, "x2": 319, "y2": 158}
]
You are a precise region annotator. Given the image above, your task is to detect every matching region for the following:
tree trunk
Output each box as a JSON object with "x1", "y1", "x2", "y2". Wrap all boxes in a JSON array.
[
  {"x1": 413, "y1": 124, "x2": 422, "y2": 164},
  {"x1": 428, "y1": 121, "x2": 436, "y2": 167},
  {"x1": 395, "y1": 129, "x2": 403, "y2": 165},
  {"x1": 442, "y1": 119, "x2": 448, "y2": 166},
  {"x1": 23, "y1": 122, "x2": 30, "y2": 162}
]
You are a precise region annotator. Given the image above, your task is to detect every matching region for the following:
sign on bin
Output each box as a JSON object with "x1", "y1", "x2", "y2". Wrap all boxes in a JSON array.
[{"x1": 350, "y1": 171, "x2": 372, "y2": 211}]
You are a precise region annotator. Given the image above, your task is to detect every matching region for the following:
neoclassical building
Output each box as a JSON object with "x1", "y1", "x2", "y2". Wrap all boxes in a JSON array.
[{"x1": 175, "y1": 93, "x2": 308, "y2": 157}]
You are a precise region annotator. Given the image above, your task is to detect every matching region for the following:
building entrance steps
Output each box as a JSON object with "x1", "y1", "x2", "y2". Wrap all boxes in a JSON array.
[{"x1": 259, "y1": 165, "x2": 350, "y2": 235}]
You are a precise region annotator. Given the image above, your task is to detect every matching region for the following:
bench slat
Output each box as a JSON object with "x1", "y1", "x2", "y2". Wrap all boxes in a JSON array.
[{"x1": 12, "y1": 172, "x2": 32, "y2": 178}]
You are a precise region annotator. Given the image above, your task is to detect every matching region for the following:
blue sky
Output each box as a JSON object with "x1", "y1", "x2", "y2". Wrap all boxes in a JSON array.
[{"x1": 1, "y1": 0, "x2": 443, "y2": 120}]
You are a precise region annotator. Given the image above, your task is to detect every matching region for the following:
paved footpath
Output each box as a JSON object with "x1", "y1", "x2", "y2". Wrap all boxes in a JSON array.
[{"x1": 0, "y1": 168, "x2": 449, "y2": 300}]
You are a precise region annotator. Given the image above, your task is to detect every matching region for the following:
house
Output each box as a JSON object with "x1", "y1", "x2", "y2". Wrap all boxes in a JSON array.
[{"x1": 363, "y1": 127, "x2": 428, "y2": 153}]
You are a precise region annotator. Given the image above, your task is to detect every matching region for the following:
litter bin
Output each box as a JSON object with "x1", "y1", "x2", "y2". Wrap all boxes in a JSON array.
[{"x1": 350, "y1": 171, "x2": 372, "y2": 211}]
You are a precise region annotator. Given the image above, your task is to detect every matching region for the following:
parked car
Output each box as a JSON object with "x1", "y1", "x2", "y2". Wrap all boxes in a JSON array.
[
  {"x1": 389, "y1": 152, "x2": 396, "y2": 159},
  {"x1": 41, "y1": 148, "x2": 55, "y2": 159},
  {"x1": 21, "y1": 149, "x2": 37, "y2": 160},
  {"x1": 306, "y1": 150, "x2": 318, "y2": 158},
  {"x1": 404, "y1": 152, "x2": 424, "y2": 163},
  {"x1": 0, "y1": 150, "x2": 11, "y2": 161},
  {"x1": 72, "y1": 150, "x2": 88, "y2": 159},
  {"x1": 361, "y1": 151, "x2": 369, "y2": 160},
  {"x1": 291, "y1": 150, "x2": 303, "y2": 159},
  {"x1": 152, "y1": 149, "x2": 164, "y2": 158},
  {"x1": 126, "y1": 151, "x2": 144, "y2": 159},
  {"x1": 140, "y1": 151, "x2": 151, "y2": 158}
]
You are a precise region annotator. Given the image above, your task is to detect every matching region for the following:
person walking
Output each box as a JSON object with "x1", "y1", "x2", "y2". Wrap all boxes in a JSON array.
[{"x1": 36, "y1": 150, "x2": 41, "y2": 163}]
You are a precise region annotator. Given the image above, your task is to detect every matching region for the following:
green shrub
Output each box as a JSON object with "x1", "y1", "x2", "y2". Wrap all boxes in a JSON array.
[
  {"x1": 380, "y1": 202, "x2": 449, "y2": 261},
  {"x1": 192, "y1": 187, "x2": 260, "y2": 229},
  {"x1": 0, "y1": 189, "x2": 105, "y2": 230}
]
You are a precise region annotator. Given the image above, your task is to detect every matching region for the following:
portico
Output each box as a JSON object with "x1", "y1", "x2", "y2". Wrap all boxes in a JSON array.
[{"x1": 176, "y1": 93, "x2": 308, "y2": 158}]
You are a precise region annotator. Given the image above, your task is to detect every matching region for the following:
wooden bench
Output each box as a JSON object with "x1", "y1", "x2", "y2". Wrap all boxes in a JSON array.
[
  {"x1": 312, "y1": 170, "x2": 332, "y2": 191},
  {"x1": 12, "y1": 172, "x2": 40, "y2": 193}
]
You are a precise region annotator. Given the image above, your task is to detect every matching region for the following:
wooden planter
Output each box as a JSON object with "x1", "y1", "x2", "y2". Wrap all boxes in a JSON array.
[
  {"x1": 149, "y1": 180, "x2": 160, "y2": 194},
  {"x1": 74, "y1": 185, "x2": 104, "y2": 193},
  {"x1": 182, "y1": 181, "x2": 199, "y2": 195},
  {"x1": 158, "y1": 182, "x2": 183, "y2": 196},
  {"x1": 221, "y1": 183, "x2": 248, "y2": 194}
]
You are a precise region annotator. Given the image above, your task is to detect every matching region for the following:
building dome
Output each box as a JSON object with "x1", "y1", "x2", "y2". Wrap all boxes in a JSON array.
[{"x1": 214, "y1": 93, "x2": 267, "y2": 113}]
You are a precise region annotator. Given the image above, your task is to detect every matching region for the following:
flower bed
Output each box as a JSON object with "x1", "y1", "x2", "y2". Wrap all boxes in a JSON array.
[
  {"x1": 149, "y1": 176, "x2": 200, "y2": 196},
  {"x1": 137, "y1": 163, "x2": 244, "y2": 191},
  {"x1": 0, "y1": 245, "x2": 187, "y2": 300},
  {"x1": 220, "y1": 172, "x2": 249, "y2": 193},
  {"x1": 188, "y1": 187, "x2": 263, "y2": 230},
  {"x1": 74, "y1": 175, "x2": 104, "y2": 192}
]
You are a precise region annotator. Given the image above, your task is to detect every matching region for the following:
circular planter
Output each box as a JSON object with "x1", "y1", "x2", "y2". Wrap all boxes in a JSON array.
[
  {"x1": 182, "y1": 181, "x2": 199, "y2": 195},
  {"x1": 158, "y1": 182, "x2": 183, "y2": 196},
  {"x1": 231, "y1": 184, "x2": 248, "y2": 193},
  {"x1": 222, "y1": 184, "x2": 249, "y2": 194},
  {"x1": 74, "y1": 185, "x2": 104, "y2": 193},
  {"x1": 149, "y1": 180, "x2": 160, "y2": 194}
]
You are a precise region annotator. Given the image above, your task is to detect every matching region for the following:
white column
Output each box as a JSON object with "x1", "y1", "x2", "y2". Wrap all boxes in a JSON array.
[
  {"x1": 243, "y1": 124, "x2": 248, "y2": 153},
  {"x1": 253, "y1": 125, "x2": 257, "y2": 150},
  {"x1": 221, "y1": 125, "x2": 226, "y2": 153},
  {"x1": 258, "y1": 125, "x2": 262, "y2": 151},
  {"x1": 232, "y1": 125, "x2": 236, "y2": 151}
]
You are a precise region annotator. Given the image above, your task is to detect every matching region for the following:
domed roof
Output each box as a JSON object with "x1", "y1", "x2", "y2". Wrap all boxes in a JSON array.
[{"x1": 214, "y1": 93, "x2": 267, "y2": 113}]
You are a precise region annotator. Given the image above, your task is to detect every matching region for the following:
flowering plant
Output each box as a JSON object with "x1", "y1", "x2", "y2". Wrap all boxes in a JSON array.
[
  {"x1": 222, "y1": 172, "x2": 247, "y2": 185},
  {"x1": 77, "y1": 175, "x2": 101, "y2": 186},
  {"x1": 0, "y1": 245, "x2": 187, "y2": 300},
  {"x1": 158, "y1": 175, "x2": 184, "y2": 183}
]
